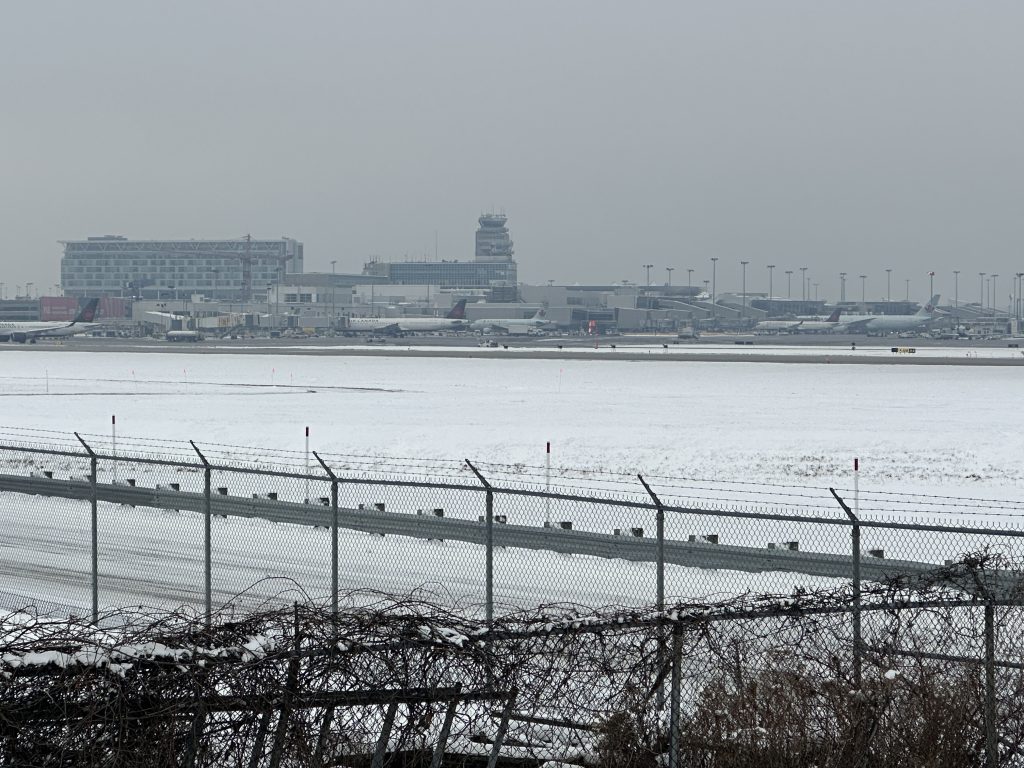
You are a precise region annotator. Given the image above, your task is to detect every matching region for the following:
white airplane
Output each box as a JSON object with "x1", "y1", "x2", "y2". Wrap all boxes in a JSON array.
[
  {"x1": 837, "y1": 295, "x2": 942, "y2": 334},
  {"x1": 471, "y1": 309, "x2": 552, "y2": 334},
  {"x1": 0, "y1": 299, "x2": 101, "y2": 343},
  {"x1": 347, "y1": 299, "x2": 468, "y2": 334},
  {"x1": 754, "y1": 318, "x2": 803, "y2": 334},
  {"x1": 796, "y1": 307, "x2": 844, "y2": 333}
]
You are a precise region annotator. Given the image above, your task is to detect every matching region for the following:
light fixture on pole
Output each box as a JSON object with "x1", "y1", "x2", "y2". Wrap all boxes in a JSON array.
[
  {"x1": 992, "y1": 274, "x2": 999, "y2": 316},
  {"x1": 785, "y1": 270, "x2": 793, "y2": 299},
  {"x1": 886, "y1": 268, "x2": 892, "y2": 303},
  {"x1": 643, "y1": 263, "x2": 654, "y2": 287},
  {"x1": 839, "y1": 272, "x2": 847, "y2": 303},
  {"x1": 928, "y1": 271, "x2": 935, "y2": 300},
  {"x1": 687, "y1": 268, "x2": 693, "y2": 291},
  {"x1": 953, "y1": 270, "x2": 960, "y2": 309},
  {"x1": 666, "y1": 266, "x2": 674, "y2": 286},
  {"x1": 979, "y1": 272, "x2": 986, "y2": 310},
  {"x1": 766, "y1": 264, "x2": 775, "y2": 312},
  {"x1": 859, "y1": 274, "x2": 867, "y2": 304},
  {"x1": 799, "y1": 267, "x2": 808, "y2": 301}
]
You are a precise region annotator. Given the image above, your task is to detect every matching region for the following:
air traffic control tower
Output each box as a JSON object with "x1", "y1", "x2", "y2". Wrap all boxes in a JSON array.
[{"x1": 475, "y1": 214, "x2": 514, "y2": 262}]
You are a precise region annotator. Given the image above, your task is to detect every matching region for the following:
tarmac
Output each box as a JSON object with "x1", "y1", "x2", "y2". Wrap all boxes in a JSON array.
[{"x1": 3, "y1": 333, "x2": 1024, "y2": 366}]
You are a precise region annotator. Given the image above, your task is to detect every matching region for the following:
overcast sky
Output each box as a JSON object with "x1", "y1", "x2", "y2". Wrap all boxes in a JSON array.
[{"x1": 2, "y1": 1, "x2": 1023, "y2": 303}]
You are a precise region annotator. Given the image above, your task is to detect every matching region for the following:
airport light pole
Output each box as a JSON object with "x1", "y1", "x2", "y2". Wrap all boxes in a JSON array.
[
  {"x1": 710, "y1": 257, "x2": 718, "y2": 318},
  {"x1": 800, "y1": 267, "x2": 808, "y2": 301},
  {"x1": 785, "y1": 270, "x2": 793, "y2": 299},
  {"x1": 979, "y1": 272, "x2": 985, "y2": 310},
  {"x1": 813, "y1": 282, "x2": 819, "y2": 301},
  {"x1": 839, "y1": 272, "x2": 847, "y2": 303},
  {"x1": 642, "y1": 263, "x2": 654, "y2": 287},
  {"x1": 331, "y1": 260, "x2": 337, "y2": 333},
  {"x1": 886, "y1": 268, "x2": 892, "y2": 304},
  {"x1": 740, "y1": 261, "x2": 749, "y2": 313},
  {"x1": 1016, "y1": 272, "x2": 1023, "y2": 325},
  {"x1": 954, "y1": 270, "x2": 960, "y2": 309},
  {"x1": 767, "y1": 264, "x2": 775, "y2": 313},
  {"x1": 905, "y1": 279, "x2": 910, "y2": 301},
  {"x1": 666, "y1": 266, "x2": 674, "y2": 286},
  {"x1": 928, "y1": 271, "x2": 935, "y2": 301},
  {"x1": 687, "y1": 268, "x2": 693, "y2": 291},
  {"x1": 992, "y1": 274, "x2": 999, "y2": 317},
  {"x1": 859, "y1": 274, "x2": 867, "y2": 304}
]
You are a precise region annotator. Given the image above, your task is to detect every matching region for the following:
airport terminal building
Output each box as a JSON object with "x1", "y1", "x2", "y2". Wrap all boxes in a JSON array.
[
  {"x1": 60, "y1": 236, "x2": 304, "y2": 300},
  {"x1": 361, "y1": 214, "x2": 518, "y2": 289}
]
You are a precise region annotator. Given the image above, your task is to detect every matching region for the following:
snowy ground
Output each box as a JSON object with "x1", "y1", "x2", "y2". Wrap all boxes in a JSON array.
[{"x1": 0, "y1": 348, "x2": 1022, "y2": 615}]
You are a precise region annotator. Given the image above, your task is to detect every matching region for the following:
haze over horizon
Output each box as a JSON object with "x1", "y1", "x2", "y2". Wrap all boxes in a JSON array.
[{"x1": 3, "y1": 1, "x2": 1023, "y2": 303}]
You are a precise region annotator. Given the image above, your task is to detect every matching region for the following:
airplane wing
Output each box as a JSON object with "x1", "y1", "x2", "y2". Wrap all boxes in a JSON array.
[{"x1": 839, "y1": 318, "x2": 873, "y2": 333}]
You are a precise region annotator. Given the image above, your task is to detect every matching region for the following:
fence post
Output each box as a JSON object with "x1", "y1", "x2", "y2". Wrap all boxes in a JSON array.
[
  {"x1": 638, "y1": 474, "x2": 667, "y2": 719},
  {"x1": 668, "y1": 624, "x2": 682, "y2": 768},
  {"x1": 985, "y1": 600, "x2": 998, "y2": 767},
  {"x1": 831, "y1": 488, "x2": 861, "y2": 687},
  {"x1": 190, "y1": 441, "x2": 212, "y2": 628},
  {"x1": 637, "y1": 475, "x2": 665, "y2": 613},
  {"x1": 465, "y1": 460, "x2": 493, "y2": 627},
  {"x1": 74, "y1": 433, "x2": 99, "y2": 624},
  {"x1": 313, "y1": 452, "x2": 339, "y2": 634}
]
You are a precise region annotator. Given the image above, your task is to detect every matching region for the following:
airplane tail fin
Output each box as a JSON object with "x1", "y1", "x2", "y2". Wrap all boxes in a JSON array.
[
  {"x1": 446, "y1": 299, "x2": 467, "y2": 319},
  {"x1": 73, "y1": 298, "x2": 100, "y2": 323},
  {"x1": 533, "y1": 309, "x2": 546, "y2": 319},
  {"x1": 919, "y1": 295, "x2": 941, "y2": 315},
  {"x1": 826, "y1": 307, "x2": 841, "y2": 322}
]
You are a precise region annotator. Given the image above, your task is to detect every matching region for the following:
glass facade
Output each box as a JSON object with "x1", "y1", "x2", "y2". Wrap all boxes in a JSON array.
[
  {"x1": 364, "y1": 260, "x2": 517, "y2": 288},
  {"x1": 475, "y1": 214, "x2": 514, "y2": 261},
  {"x1": 60, "y1": 237, "x2": 304, "y2": 299}
]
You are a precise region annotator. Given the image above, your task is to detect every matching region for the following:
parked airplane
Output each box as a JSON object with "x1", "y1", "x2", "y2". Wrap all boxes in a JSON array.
[
  {"x1": 754, "y1": 318, "x2": 803, "y2": 333},
  {"x1": 0, "y1": 299, "x2": 101, "y2": 343},
  {"x1": 471, "y1": 309, "x2": 552, "y2": 334},
  {"x1": 837, "y1": 296, "x2": 941, "y2": 334},
  {"x1": 796, "y1": 307, "x2": 844, "y2": 333},
  {"x1": 346, "y1": 299, "x2": 468, "y2": 334}
]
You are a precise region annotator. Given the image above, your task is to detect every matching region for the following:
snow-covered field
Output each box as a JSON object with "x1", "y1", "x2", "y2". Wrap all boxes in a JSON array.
[{"x1": 0, "y1": 348, "x2": 1022, "y2": 615}]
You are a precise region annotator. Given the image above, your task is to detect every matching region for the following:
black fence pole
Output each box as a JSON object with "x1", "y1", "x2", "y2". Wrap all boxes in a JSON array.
[
  {"x1": 831, "y1": 488, "x2": 861, "y2": 687},
  {"x1": 637, "y1": 474, "x2": 665, "y2": 613},
  {"x1": 669, "y1": 624, "x2": 682, "y2": 768},
  {"x1": 74, "y1": 433, "x2": 98, "y2": 624},
  {"x1": 313, "y1": 452, "x2": 340, "y2": 634},
  {"x1": 190, "y1": 441, "x2": 212, "y2": 628},
  {"x1": 985, "y1": 600, "x2": 998, "y2": 767},
  {"x1": 465, "y1": 460, "x2": 493, "y2": 627},
  {"x1": 639, "y1": 474, "x2": 668, "y2": 717}
]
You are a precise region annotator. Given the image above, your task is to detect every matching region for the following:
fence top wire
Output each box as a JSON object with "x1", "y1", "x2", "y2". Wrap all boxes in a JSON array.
[{"x1": 2, "y1": 426, "x2": 1023, "y2": 526}]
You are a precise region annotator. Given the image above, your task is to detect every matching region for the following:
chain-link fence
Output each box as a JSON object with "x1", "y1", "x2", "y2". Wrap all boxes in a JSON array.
[
  {"x1": 4, "y1": 434, "x2": 1024, "y2": 764},
  {"x1": 3, "y1": 437, "x2": 1024, "y2": 622}
]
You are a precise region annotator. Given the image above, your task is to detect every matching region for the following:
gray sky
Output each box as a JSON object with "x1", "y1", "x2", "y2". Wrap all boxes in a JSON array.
[{"x1": 3, "y1": 1, "x2": 1023, "y2": 303}]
